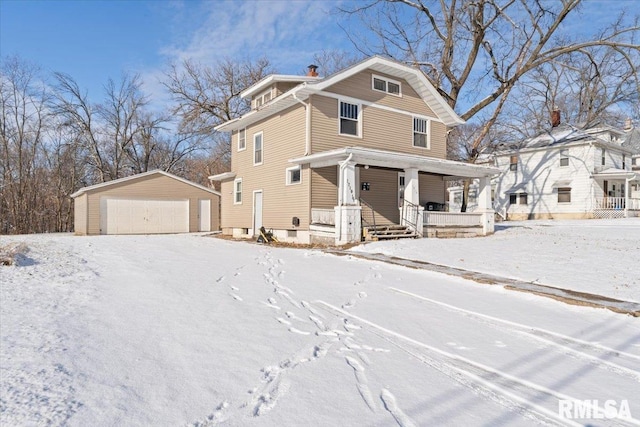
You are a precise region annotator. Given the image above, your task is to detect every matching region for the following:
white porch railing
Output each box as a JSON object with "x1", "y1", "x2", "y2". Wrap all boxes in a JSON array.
[
  {"x1": 311, "y1": 208, "x2": 335, "y2": 225},
  {"x1": 423, "y1": 211, "x2": 483, "y2": 227},
  {"x1": 594, "y1": 197, "x2": 628, "y2": 210}
]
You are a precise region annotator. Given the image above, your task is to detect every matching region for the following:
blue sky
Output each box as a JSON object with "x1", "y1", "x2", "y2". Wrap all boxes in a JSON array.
[
  {"x1": 1, "y1": 0, "x2": 637, "y2": 111},
  {"x1": 0, "y1": 0, "x2": 353, "y2": 102}
]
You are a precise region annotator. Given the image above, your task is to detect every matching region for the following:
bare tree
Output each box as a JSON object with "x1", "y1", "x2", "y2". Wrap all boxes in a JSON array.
[
  {"x1": 341, "y1": 0, "x2": 639, "y2": 208},
  {"x1": 163, "y1": 57, "x2": 273, "y2": 175},
  {"x1": 0, "y1": 56, "x2": 51, "y2": 233},
  {"x1": 310, "y1": 50, "x2": 364, "y2": 76}
]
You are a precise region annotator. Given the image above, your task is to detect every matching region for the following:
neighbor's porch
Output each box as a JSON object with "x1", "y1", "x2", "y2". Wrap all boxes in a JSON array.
[
  {"x1": 592, "y1": 170, "x2": 639, "y2": 219},
  {"x1": 290, "y1": 147, "x2": 499, "y2": 244}
]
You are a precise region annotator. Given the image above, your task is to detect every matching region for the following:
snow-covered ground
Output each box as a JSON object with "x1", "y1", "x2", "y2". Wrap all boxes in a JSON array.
[
  {"x1": 353, "y1": 218, "x2": 640, "y2": 303},
  {"x1": 1, "y1": 221, "x2": 639, "y2": 426}
]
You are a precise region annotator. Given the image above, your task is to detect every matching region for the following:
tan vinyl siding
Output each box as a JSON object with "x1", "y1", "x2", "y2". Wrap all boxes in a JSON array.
[
  {"x1": 74, "y1": 193, "x2": 87, "y2": 235},
  {"x1": 311, "y1": 167, "x2": 338, "y2": 209},
  {"x1": 83, "y1": 174, "x2": 219, "y2": 235},
  {"x1": 310, "y1": 95, "x2": 447, "y2": 159},
  {"x1": 419, "y1": 174, "x2": 445, "y2": 205},
  {"x1": 227, "y1": 104, "x2": 309, "y2": 231},
  {"x1": 324, "y1": 71, "x2": 436, "y2": 117},
  {"x1": 359, "y1": 167, "x2": 399, "y2": 225},
  {"x1": 275, "y1": 82, "x2": 300, "y2": 96}
]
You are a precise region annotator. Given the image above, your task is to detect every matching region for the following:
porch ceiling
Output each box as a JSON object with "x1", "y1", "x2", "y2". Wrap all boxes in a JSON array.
[{"x1": 289, "y1": 147, "x2": 499, "y2": 178}]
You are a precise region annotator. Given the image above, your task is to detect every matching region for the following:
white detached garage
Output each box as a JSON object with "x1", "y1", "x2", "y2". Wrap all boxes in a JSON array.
[{"x1": 71, "y1": 170, "x2": 220, "y2": 235}]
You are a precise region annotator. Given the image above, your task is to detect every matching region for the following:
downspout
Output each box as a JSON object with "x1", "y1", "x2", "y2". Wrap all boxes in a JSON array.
[{"x1": 292, "y1": 87, "x2": 311, "y2": 156}]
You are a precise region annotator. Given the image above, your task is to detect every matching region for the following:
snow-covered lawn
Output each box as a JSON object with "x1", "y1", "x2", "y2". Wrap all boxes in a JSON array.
[
  {"x1": 353, "y1": 218, "x2": 640, "y2": 303},
  {"x1": 1, "y1": 225, "x2": 639, "y2": 426}
]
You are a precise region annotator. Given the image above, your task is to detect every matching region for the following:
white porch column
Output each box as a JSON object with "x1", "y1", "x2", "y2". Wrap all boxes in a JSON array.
[
  {"x1": 478, "y1": 176, "x2": 495, "y2": 235},
  {"x1": 401, "y1": 168, "x2": 423, "y2": 235},
  {"x1": 403, "y1": 168, "x2": 419, "y2": 206},
  {"x1": 625, "y1": 176, "x2": 630, "y2": 218},
  {"x1": 336, "y1": 160, "x2": 361, "y2": 244}
]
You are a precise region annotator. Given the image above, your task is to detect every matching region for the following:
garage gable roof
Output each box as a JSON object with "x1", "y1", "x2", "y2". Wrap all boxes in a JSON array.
[{"x1": 70, "y1": 170, "x2": 221, "y2": 198}]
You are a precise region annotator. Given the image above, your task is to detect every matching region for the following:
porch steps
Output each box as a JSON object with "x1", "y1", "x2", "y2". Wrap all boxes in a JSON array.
[{"x1": 365, "y1": 224, "x2": 417, "y2": 241}]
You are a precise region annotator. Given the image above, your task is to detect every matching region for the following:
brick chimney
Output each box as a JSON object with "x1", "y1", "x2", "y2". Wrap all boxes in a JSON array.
[
  {"x1": 624, "y1": 117, "x2": 633, "y2": 130},
  {"x1": 551, "y1": 106, "x2": 561, "y2": 128},
  {"x1": 307, "y1": 64, "x2": 318, "y2": 77}
]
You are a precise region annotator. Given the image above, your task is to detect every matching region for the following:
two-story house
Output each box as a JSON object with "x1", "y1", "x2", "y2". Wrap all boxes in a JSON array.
[
  {"x1": 210, "y1": 56, "x2": 498, "y2": 245},
  {"x1": 492, "y1": 120, "x2": 639, "y2": 220}
]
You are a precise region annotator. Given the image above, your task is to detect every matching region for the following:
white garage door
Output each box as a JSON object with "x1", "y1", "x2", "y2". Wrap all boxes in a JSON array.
[{"x1": 100, "y1": 198, "x2": 189, "y2": 235}]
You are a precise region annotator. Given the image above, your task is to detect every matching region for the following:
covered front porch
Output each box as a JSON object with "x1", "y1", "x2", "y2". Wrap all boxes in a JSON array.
[
  {"x1": 592, "y1": 169, "x2": 639, "y2": 219},
  {"x1": 290, "y1": 147, "x2": 499, "y2": 245}
]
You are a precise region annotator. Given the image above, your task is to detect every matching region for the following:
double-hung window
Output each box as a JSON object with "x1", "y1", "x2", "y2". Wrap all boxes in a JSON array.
[
  {"x1": 238, "y1": 128, "x2": 246, "y2": 151},
  {"x1": 254, "y1": 132, "x2": 263, "y2": 165},
  {"x1": 558, "y1": 187, "x2": 571, "y2": 203},
  {"x1": 601, "y1": 148, "x2": 606, "y2": 166},
  {"x1": 234, "y1": 178, "x2": 242, "y2": 204},
  {"x1": 509, "y1": 155, "x2": 518, "y2": 172},
  {"x1": 559, "y1": 149, "x2": 569, "y2": 167},
  {"x1": 339, "y1": 101, "x2": 360, "y2": 137},
  {"x1": 509, "y1": 192, "x2": 528, "y2": 205},
  {"x1": 413, "y1": 117, "x2": 429, "y2": 148}
]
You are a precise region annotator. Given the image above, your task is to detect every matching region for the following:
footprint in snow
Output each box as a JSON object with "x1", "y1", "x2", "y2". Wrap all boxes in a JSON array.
[
  {"x1": 276, "y1": 317, "x2": 291, "y2": 325},
  {"x1": 216, "y1": 276, "x2": 225, "y2": 283},
  {"x1": 358, "y1": 291, "x2": 367, "y2": 299},
  {"x1": 289, "y1": 327, "x2": 311, "y2": 335},
  {"x1": 230, "y1": 286, "x2": 239, "y2": 291},
  {"x1": 230, "y1": 294, "x2": 243, "y2": 301},
  {"x1": 268, "y1": 297, "x2": 277, "y2": 305},
  {"x1": 342, "y1": 300, "x2": 355, "y2": 309},
  {"x1": 495, "y1": 341, "x2": 507, "y2": 348}
]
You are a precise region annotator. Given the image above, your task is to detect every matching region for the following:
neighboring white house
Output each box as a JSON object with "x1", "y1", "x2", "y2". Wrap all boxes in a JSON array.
[{"x1": 449, "y1": 122, "x2": 640, "y2": 220}]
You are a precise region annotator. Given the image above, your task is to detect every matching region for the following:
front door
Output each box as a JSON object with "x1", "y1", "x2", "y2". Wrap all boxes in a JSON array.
[
  {"x1": 199, "y1": 199, "x2": 211, "y2": 232},
  {"x1": 253, "y1": 190, "x2": 263, "y2": 236}
]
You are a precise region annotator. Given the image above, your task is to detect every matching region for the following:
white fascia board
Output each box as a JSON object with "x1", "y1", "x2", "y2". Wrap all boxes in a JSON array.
[
  {"x1": 290, "y1": 147, "x2": 499, "y2": 177},
  {"x1": 208, "y1": 171, "x2": 237, "y2": 181},
  {"x1": 70, "y1": 170, "x2": 221, "y2": 198},
  {"x1": 240, "y1": 75, "x2": 320, "y2": 99}
]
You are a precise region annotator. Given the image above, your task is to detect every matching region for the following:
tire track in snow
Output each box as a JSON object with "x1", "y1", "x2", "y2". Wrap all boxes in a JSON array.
[
  {"x1": 388, "y1": 287, "x2": 640, "y2": 380},
  {"x1": 315, "y1": 300, "x2": 632, "y2": 427}
]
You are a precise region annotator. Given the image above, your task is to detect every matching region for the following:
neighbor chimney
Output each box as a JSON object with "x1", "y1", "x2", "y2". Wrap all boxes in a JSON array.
[
  {"x1": 624, "y1": 117, "x2": 633, "y2": 131},
  {"x1": 551, "y1": 106, "x2": 561, "y2": 128},
  {"x1": 307, "y1": 64, "x2": 318, "y2": 77}
]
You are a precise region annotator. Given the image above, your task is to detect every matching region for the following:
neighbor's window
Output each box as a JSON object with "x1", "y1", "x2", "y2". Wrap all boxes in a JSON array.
[
  {"x1": 372, "y1": 75, "x2": 401, "y2": 96},
  {"x1": 633, "y1": 157, "x2": 637, "y2": 166},
  {"x1": 558, "y1": 187, "x2": 571, "y2": 203},
  {"x1": 509, "y1": 193, "x2": 517, "y2": 204},
  {"x1": 286, "y1": 166, "x2": 301, "y2": 185},
  {"x1": 519, "y1": 193, "x2": 528, "y2": 205},
  {"x1": 238, "y1": 128, "x2": 246, "y2": 151},
  {"x1": 413, "y1": 117, "x2": 429, "y2": 148},
  {"x1": 254, "y1": 132, "x2": 263, "y2": 165},
  {"x1": 510, "y1": 155, "x2": 518, "y2": 171},
  {"x1": 601, "y1": 148, "x2": 606, "y2": 166},
  {"x1": 509, "y1": 192, "x2": 527, "y2": 205},
  {"x1": 339, "y1": 101, "x2": 360, "y2": 136},
  {"x1": 560, "y1": 149, "x2": 569, "y2": 167},
  {"x1": 234, "y1": 178, "x2": 243, "y2": 204},
  {"x1": 623, "y1": 154, "x2": 626, "y2": 169}
]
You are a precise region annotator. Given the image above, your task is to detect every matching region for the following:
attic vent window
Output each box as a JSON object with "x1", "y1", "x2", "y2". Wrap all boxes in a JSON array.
[
  {"x1": 372, "y1": 75, "x2": 401, "y2": 96},
  {"x1": 560, "y1": 149, "x2": 569, "y2": 167}
]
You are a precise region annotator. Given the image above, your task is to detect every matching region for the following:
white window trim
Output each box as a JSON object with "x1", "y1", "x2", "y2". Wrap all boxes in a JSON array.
[
  {"x1": 412, "y1": 116, "x2": 431, "y2": 149},
  {"x1": 285, "y1": 165, "x2": 302, "y2": 186},
  {"x1": 254, "y1": 89, "x2": 273, "y2": 109},
  {"x1": 338, "y1": 99, "x2": 362, "y2": 139},
  {"x1": 233, "y1": 178, "x2": 243, "y2": 205},
  {"x1": 238, "y1": 128, "x2": 246, "y2": 152},
  {"x1": 253, "y1": 131, "x2": 263, "y2": 166},
  {"x1": 371, "y1": 74, "x2": 402, "y2": 97}
]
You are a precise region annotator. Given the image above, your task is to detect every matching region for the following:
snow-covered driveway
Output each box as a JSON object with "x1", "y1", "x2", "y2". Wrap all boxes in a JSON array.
[{"x1": 1, "y1": 233, "x2": 639, "y2": 426}]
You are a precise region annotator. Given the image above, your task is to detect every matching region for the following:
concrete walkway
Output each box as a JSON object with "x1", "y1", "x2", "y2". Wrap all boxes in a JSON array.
[{"x1": 328, "y1": 250, "x2": 640, "y2": 317}]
